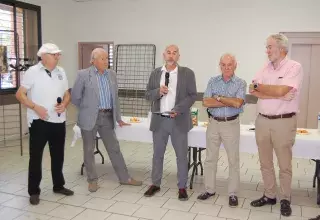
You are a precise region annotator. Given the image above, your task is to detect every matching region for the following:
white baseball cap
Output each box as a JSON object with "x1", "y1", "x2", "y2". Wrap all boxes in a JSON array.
[{"x1": 37, "y1": 43, "x2": 62, "y2": 57}]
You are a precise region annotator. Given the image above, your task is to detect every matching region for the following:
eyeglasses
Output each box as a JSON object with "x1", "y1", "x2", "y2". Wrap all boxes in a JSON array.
[{"x1": 47, "y1": 53, "x2": 61, "y2": 57}]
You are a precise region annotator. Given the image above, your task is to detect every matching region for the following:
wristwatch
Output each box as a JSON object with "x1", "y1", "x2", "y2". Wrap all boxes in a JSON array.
[{"x1": 214, "y1": 95, "x2": 221, "y2": 102}]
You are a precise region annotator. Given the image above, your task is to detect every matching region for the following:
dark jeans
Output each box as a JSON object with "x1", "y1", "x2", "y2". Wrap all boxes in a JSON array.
[{"x1": 28, "y1": 119, "x2": 66, "y2": 196}]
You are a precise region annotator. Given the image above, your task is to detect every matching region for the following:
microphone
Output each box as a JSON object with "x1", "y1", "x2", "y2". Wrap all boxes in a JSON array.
[
  {"x1": 57, "y1": 97, "x2": 62, "y2": 117},
  {"x1": 165, "y1": 72, "x2": 170, "y2": 87}
]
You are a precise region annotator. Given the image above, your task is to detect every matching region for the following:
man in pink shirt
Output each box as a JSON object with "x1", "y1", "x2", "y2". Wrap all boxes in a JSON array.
[{"x1": 249, "y1": 34, "x2": 303, "y2": 217}]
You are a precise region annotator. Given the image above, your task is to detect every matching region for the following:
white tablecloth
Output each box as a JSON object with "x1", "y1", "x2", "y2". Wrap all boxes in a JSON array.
[{"x1": 72, "y1": 117, "x2": 320, "y2": 159}]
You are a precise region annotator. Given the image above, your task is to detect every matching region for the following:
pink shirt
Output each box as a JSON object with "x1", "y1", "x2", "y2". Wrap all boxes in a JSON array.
[{"x1": 253, "y1": 58, "x2": 303, "y2": 115}]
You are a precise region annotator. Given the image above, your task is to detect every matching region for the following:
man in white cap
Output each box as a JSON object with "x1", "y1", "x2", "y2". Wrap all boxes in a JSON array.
[{"x1": 16, "y1": 43, "x2": 74, "y2": 205}]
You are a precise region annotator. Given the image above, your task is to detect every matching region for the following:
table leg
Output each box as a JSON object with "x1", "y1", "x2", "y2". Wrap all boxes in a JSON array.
[
  {"x1": 188, "y1": 148, "x2": 191, "y2": 170},
  {"x1": 80, "y1": 137, "x2": 104, "y2": 175},
  {"x1": 315, "y1": 160, "x2": 320, "y2": 205},
  {"x1": 189, "y1": 147, "x2": 198, "y2": 189},
  {"x1": 95, "y1": 138, "x2": 104, "y2": 164},
  {"x1": 198, "y1": 148, "x2": 204, "y2": 176}
]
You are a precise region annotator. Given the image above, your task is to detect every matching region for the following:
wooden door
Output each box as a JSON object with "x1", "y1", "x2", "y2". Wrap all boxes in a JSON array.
[{"x1": 282, "y1": 32, "x2": 320, "y2": 128}]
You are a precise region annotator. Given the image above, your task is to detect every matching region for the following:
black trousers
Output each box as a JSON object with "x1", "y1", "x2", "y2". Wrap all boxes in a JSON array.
[{"x1": 28, "y1": 119, "x2": 66, "y2": 196}]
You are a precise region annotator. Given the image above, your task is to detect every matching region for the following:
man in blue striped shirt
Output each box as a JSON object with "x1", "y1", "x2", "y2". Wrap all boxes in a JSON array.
[
  {"x1": 72, "y1": 48, "x2": 142, "y2": 193},
  {"x1": 197, "y1": 53, "x2": 246, "y2": 207}
]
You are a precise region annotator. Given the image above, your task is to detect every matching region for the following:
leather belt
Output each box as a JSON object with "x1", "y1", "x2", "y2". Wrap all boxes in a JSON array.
[
  {"x1": 259, "y1": 112, "x2": 296, "y2": 119},
  {"x1": 99, "y1": 109, "x2": 112, "y2": 112},
  {"x1": 160, "y1": 114, "x2": 171, "y2": 118},
  {"x1": 212, "y1": 114, "x2": 239, "y2": 122}
]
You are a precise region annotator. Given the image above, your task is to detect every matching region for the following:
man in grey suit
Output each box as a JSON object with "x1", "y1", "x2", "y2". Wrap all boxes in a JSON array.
[
  {"x1": 71, "y1": 48, "x2": 142, "y2": 192},
  {"x1": 144, "y1": 45, "x2": 197, "y2": 200}
]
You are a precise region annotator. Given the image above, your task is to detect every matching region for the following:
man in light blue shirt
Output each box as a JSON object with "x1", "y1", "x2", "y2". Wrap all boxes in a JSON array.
[{"x1": 197, "y1": 53, "x2": 246, "y2": 207}]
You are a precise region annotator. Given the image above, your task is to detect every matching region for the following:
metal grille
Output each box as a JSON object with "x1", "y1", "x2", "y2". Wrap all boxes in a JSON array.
[{"x1": 115, "y1": 44, "x2": 156, "y2": 117}]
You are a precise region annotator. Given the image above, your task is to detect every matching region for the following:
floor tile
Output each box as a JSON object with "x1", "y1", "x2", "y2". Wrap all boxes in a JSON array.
[
  {"x1": 107, "y1": 201, "x2": 141, "y2": 215},
  {"x1": 136, "y1": 195, "x2": 169, "y2": 207},
  {"x1": 189, "y1": 202, "x2": 221, "y2": 216},
  {"x1": 301, "y1": 206, "x2": 320, "y2": 218},
  {"x1": 194, "y1": 215, "x2": 227, "y2": 220},
  {"x1": 162, "y1": 198, "x2": 195, "y2": 212},
  {"x1": 132, "y1": 205, "x2": 168, "y2": 220},
  {"x1": 14, "y1": 212, "x2": 51, "y2": 220},
  {"x1": 248, "y1": 210, "x2": 280, "y2": 220},
  {"x1": 112, "y1": 191, "x2": 142, "y2": 203},
  {"x1": 161, "y1": 209, "x2": 196, "y2": 220},
  {"x1": 106, "y1": 214, "x2": 139, "y2": 220},
  {"x1": 0, "y1": 206, "x2": 25, "y2": 220},
  {"x1": 72, "y1": 209, "x2": 111, "y2": 220},
  {"x1": 46, "y1": 204, "x2": 85, "y2": 219},
  {"x1": 1, "y1": 196, "x2": 29, "y2": 209},
  {"x1": 218, "y1": 206, "x2": 250, "y2": 220},
  {"x1": 23, "y1": 200, "x2": 61, "y2": 214},
  {"x1": 0, "y1": 183, "x2": 25, "y2": 193},
  {"x1": 82, "y1": 197, "x2": 116, "y2": 211},
  {"x1": 58, "y1": 194, "x2": 92, "y2": 206}
]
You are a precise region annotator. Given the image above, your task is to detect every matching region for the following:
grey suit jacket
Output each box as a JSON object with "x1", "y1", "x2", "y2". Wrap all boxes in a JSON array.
[
  {"x1": 71, "y1": 66, "x2": 121, "y2": 131},
  {"x1": 145, "y1": 66, "x2": 197, "y2": 133}
]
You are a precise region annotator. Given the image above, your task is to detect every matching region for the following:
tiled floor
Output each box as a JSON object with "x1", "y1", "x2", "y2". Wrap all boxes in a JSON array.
[{"x1": 0, "y1": 124, "x2": 319, "y2": 220}]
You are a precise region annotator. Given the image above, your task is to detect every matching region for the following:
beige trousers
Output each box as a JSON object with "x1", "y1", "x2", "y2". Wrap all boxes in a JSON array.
[
  {"x1": 255, "y1": 114, "x2": 297, "y2": 200},
  {"x1": 204, "y1": 117, "x2": 240, "y2": 195}
]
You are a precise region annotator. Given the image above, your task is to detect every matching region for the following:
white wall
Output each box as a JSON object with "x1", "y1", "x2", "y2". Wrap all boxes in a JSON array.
[{"x1": 23, "y1": 0, "x2": 320, "y2": 91}]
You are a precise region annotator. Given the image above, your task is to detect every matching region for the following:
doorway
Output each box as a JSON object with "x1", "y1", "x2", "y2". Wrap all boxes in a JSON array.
[
  {"x1": 78, "y1": 42, "x2": 114, "y2": 70},
  {"x1": 281, "y1": 32, "x2": 320, "y2": 129}
]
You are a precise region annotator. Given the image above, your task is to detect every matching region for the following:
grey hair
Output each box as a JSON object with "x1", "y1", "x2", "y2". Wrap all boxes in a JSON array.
[
  {"x1": 220, "y1": 53, "x2": 237, "y2": 64},
  {"x1": 90, "y1": 48, "x2": 108, "y2": 63},
  {"x1": 267, "y1": 33, "x2": 289, "y2": 53}
]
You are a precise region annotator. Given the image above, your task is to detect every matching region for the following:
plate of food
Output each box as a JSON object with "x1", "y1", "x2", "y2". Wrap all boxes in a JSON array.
[
  {"x1": 296, "y1": 129, "x2": 309, "y2": 135},
  {"x1": 129, "y1": 117, "x2": 141, "y2": 123},
  {"x1": 201, "y1": 122, "x2": 208, "y2": 127}
]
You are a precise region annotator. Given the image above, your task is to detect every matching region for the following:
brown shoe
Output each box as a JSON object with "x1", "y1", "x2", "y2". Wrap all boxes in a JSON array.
[
  {"x1": 120, "y1": 178, "x2": 142, "y2": 186},
  {"x1": 144, "y1": 185, "x2": 160, "y2": 197},
  {"x1": 88, "y1": 182, "x2": 99, "y2": 192}
]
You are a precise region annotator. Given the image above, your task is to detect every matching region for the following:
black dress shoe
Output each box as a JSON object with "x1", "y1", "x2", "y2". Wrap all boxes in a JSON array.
[
  {"x1": 29, "y1": 195, "x2": 40, "y2": 205},
  {"x1": 53, "y1": 187, "x2": 74, "y2": 196},
  {"x1": 178, "y1": 188, "x2": 188, "y2": 201},
  {"x1": 309, "y1": 215, "x2": 320, "y2": 220},
  {"x1": 250, "y1": 195, "x2": 276, "y2": 207},
  {"x1": 280, "y1": 199, "x2": 292, "y2": 216},
  {"x1": 197, "y1": 192, "x2": 215, "y2": 200},
  {"x1": 144, "y1": 185, "x2": 160, "y2": 197},
  {"x1": 229, "y1": 195, "x2": 238, "y2": 207}
]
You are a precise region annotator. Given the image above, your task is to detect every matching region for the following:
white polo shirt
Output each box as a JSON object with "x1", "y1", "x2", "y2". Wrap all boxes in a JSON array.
[{"x1": 21, "y1": 62, "x2": 69, "y2": 126}]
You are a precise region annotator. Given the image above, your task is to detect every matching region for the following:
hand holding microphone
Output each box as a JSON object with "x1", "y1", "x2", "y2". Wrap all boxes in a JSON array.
[
  {"x1": 159, "y1": 72, "x2": 170, "y2": 96},
  {"x1": 55, "y1": 97, "x2": 65, "y2": 117}
]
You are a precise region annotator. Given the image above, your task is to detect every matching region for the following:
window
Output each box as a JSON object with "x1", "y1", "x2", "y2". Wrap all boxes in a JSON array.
[{"x1": 0, "y1": 1, "x2": 41, "y2": 94}]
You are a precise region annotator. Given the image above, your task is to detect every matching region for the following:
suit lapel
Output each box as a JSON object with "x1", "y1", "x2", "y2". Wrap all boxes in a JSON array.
[
  {"x1": 155, "y1": 68, "x2": 162, "y2": 86},
  {"x1": 108, "y1": 71, "x2": 116, "y2": 107},
  {"x1": 88, "y1": 66, "x2": 99, "y2": 98},
  {"x1": 175, "y1": 66, "x2": 182, "y2": 104}
]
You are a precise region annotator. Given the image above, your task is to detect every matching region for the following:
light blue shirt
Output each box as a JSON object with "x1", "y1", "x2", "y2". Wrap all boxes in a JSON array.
[
  {"x1": 95, "y1": 68, "x2": 112, "y2": 109},
  {"x1": 203, "y1": 75, "x2": 247, "y2": 117}
]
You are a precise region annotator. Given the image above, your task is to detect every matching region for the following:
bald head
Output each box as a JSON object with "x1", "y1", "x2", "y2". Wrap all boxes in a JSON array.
[
  {"x1": 163, "y1": 44, "x2": 180, "y2": 67},
  {"x1": 219, "y1": 53, "x2": 237, "y2": 79},
  {"x1": 165, "y1": 45, "x2": 179, "y2": 53},
  {"x1": 91, "y1": 48, "x2": 109, "y2": 73}
]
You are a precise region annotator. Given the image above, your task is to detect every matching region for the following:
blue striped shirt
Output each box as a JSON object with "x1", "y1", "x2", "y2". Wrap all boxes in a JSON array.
[
  {"x1": 95, "y1": 68, "x2": 112, "y2": 109},
  {"x1": 203, "y1": 75, "x2": 247, "y2": 117}
]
